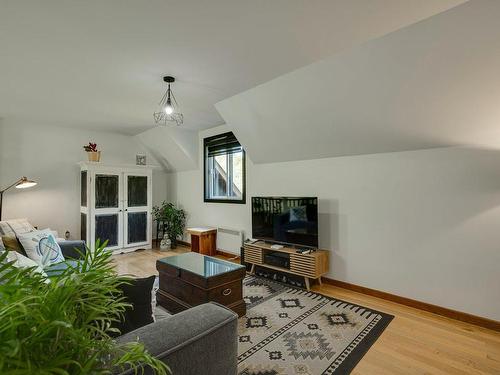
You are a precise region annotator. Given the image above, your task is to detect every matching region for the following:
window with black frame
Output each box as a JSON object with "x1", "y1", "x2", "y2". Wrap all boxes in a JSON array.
[{"x1": 204, "y1": 132, "x2": 246, "y2": 203}]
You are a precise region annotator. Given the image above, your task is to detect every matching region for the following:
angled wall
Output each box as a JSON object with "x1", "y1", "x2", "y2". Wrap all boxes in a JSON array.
[{"x1": 217, "y1": 0, "x2": 500, "y2": 163}]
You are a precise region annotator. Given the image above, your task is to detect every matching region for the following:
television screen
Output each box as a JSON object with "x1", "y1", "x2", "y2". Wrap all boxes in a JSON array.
[{"x1": 252, "y1": 197, "x2": 318, "y2": 248}]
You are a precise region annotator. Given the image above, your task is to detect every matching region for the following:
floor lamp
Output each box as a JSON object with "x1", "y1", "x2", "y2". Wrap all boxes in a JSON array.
[{"x1": 0, "y1": 177, "x2": 37, "y2": 221}]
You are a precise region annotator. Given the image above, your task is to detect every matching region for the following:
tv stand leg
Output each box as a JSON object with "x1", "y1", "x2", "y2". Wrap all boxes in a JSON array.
[
  {"x1": 318, "y1": 277, "x2": 322, "y2": 286},
  {"x1": 304, "y1": 277, "x2": 310, "y2": 291},
  {"x1": 250, "y1": 264, "x2": 255, "y2": 275}
]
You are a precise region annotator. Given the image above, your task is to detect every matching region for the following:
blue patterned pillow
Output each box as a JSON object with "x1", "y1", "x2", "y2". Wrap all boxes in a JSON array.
[
  {"x1": 17, "y1": 230, "x2": 65, "y2": 266},
  {"x1": 39, "y1": 234, "x2": 65, "y2": 266}
]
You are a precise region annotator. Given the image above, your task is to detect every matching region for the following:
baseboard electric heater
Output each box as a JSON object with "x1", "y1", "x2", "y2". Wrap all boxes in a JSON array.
[{"x1": 217, "y1": 227, "x2": 244, "y2": 255}]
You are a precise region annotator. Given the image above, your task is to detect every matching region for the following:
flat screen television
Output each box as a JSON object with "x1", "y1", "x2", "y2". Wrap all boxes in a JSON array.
[{"x1": 251, "y1": 197, "x2": 318, "y2": 248}]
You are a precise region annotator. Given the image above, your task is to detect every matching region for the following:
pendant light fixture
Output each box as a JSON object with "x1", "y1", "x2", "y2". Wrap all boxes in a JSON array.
[{"x1": 153, "y1": 76, "x2": 183, "y2": 126}]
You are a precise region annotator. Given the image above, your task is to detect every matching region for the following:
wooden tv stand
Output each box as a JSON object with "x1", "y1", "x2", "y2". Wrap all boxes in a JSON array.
[{"x1": 242, "y1": 241, "x2": 329, "y2": 291}]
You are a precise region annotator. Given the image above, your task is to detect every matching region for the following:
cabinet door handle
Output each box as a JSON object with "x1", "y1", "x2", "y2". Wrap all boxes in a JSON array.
[{"x1": 222, "y1": 288, "x2": 232, "y2": 296}]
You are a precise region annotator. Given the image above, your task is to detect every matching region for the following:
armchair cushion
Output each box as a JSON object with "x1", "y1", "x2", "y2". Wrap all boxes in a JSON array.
[
  {"x1": 43, "y1": 241, "x2": 87, "y2": 277},
  {"x1": 44, "y1": 259, "x2": 81, "y2": 278}
]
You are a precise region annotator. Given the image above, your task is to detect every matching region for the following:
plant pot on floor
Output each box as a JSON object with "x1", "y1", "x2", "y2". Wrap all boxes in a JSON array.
[
  {"x1": 170, "y1": 238, "x2": 177, "y2": 249},
  {"x1": 87, "y1": 151, "x2": 101, "y2": 162}
]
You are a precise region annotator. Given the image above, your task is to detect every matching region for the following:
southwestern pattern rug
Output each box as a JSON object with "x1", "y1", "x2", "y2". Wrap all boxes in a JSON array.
[{"x1": 238, "y1": 276, "x2": 394, "y2": 375}]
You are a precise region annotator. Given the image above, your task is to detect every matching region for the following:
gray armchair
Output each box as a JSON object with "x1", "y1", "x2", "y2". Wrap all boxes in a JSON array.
[{"x1": 116, "y1": 303, "x2": 238, "y2": 375}]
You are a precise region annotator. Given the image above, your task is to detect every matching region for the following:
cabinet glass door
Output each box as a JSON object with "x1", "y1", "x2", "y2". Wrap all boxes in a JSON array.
[
  {"x1": 93, "y1": 173, "x2": 122, "y2": 251},
  {"x1": 124, "y1": 174, "x2": 150, "y2": 247},
  {"x1": 80, "y1": 170, "x2": 90, "y2": 245}
]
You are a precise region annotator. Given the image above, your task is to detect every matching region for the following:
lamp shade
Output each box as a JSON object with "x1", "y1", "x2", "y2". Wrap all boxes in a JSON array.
[{"x1": 15, "y1": 177, "x2": 37, "y2": 189}]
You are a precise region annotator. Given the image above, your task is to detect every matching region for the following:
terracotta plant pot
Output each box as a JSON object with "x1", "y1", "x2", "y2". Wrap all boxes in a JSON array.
[{"x1": 87, "y1": 151, "x2": 101, "y2": 162}]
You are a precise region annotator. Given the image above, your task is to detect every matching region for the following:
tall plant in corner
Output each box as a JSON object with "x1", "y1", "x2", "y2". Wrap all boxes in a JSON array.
[
  {"x1": 0, "y1": 240, "x2": 169, "y2": 375},
  {"x1": 152, "y1": 201, "x2": 186, "y2": 248}
]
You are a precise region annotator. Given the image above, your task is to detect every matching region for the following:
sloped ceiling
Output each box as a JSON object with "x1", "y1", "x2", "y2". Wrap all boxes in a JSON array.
[
  {"x1": 216, "y1": 0, "x2": 500, "y2": 164},
  {"x1": 0, "y1": 0, "x2": 464, "y2": 135},
  {"x1": 136, "y1": 127, "x2": 198, "y2": 172}
]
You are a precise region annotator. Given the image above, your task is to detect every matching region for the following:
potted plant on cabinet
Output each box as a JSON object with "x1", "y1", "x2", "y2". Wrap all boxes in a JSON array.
[
  {"x1": 83, "y1": 142, "x2": 101, "y2": 162},
  {"x1": 152, "y1": 201, "x2": 186, "y2": 249}
]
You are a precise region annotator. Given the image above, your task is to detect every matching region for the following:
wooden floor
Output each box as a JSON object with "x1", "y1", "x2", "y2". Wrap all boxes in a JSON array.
[{"x1": 112, "y1": 247, "x2": 500, "y2": 375}]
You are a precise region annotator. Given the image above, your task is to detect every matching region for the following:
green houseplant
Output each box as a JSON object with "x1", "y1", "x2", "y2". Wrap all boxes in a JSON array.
[
  {"x1": 152, "y1": 201, "x2": 186, "y2": 249},
  {"x1": 0, "y1": 241, "x2": 169, "y2": 375}
]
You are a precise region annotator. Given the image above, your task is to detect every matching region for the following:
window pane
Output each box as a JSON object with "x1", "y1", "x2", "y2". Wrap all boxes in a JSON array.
[
  {"x1": 95, "y1": 214, "x2": 118, "y2": 246},
  {"x1": 95, "y1": 174, "x2": 119, "y2": 208},
  {"x1": 128, "y1": 176, "x2": 148, "y2": 207},
  {"x1": 231, "y1": 151, "x2": 243, "y2": 198},
  {"x1": 213, "y1": 154, "x2": 227, "y2": 197},
  {"x1": 128, "y1": 212, "x2": 147, "y2": 244}
]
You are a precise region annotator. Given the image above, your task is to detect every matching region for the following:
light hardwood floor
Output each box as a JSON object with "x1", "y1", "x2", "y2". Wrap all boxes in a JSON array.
[{"x1": 112, "y1": 247, "x2": 500, "y2": 375}]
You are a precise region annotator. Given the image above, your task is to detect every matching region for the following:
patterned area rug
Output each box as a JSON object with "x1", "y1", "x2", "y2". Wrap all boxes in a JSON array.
[{"x1": 238, "y1": 276, "x2": 393, "y2": 375}]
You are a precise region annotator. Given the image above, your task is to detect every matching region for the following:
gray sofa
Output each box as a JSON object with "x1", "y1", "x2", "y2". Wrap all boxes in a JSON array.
[{"x1": 59, "y1": 241, "x2": 239, "y2": 375}]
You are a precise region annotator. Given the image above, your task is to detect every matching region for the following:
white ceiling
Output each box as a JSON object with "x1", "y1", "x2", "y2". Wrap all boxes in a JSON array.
[
  {"x1": 0, "y1": 0, "x2": 465, "y2": 135},
  {"x1": 217, "y1": 0, "x2": 500, "y2": 163}
]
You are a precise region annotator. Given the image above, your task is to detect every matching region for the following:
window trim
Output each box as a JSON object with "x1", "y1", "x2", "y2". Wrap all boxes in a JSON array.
[{"x1": 203, "y1": 132, "x2": 246, "y2": 204}]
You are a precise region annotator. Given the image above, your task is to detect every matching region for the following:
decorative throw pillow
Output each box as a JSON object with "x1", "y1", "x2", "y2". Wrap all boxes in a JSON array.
[
  {"x1": 112, "y1": 275, "x2": 156, "y2": 336},
  {"x1": 1, "y1": 235, "x2": 27, "y2": 256},
  {"x1": 17, "y1": 229, "x2": 65, "y2": 266},
  {"x1": 39, "y1": 234, "x2": 66, "y2": 265},
  {"x1": 1, "y1": 218, "x2": 35, "y2": 236},
  {"x1": 0, "y1": 249, "x2": 48, "y2": 278},
  {"x1": 0, "y1": 247, "x2": 17, "y2": 262},
  {"x1": 289, "y1": 206, "x2": 307, "y2": 222},
  {"x1": 0, "y1": 221, "x2": 16, "y2": 236}
]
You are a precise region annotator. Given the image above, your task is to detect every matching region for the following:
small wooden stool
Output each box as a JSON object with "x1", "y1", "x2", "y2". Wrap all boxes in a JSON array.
[{"x1": 187, "y1": 227, "x2": 217, "y2": 256}]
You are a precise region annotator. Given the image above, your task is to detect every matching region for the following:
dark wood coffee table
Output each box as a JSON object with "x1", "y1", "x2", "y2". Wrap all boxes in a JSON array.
[{"x1": 156, "y1": 252, "x2": 247, "y2": 316}]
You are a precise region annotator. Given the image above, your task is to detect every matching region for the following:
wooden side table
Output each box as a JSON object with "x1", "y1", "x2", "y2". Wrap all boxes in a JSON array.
[{"x1": 187, "y1": 227, "x2": 217, "y2": 256}]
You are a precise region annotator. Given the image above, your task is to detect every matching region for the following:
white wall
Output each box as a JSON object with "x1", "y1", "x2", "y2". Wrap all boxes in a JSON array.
[
  {"x1": 170, "y1": 125, "x2": 500, "y2": 321},
  {"x1": 0, "y1": 123, "x2": 168, "y2": 239}
]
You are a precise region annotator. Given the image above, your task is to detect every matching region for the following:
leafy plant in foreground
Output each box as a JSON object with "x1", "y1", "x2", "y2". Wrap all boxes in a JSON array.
[{"x1": 0, "y1": 240, "x2": 169, "y2": 374}]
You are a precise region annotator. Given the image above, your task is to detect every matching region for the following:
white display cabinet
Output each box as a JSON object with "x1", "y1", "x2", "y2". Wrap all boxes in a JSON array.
[{"x1": 79, "y1": 162, "x2": 153, "y2": 253}]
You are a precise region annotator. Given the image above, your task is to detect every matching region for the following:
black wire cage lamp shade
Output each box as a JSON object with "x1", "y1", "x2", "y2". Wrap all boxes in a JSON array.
[{"x1": 153, "y1": 76, "x2": 184, "y2": 126}]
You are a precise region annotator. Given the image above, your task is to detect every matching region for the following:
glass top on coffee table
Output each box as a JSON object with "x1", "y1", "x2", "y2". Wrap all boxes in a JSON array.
[{"x1": 157, "y1": 252, "x2": 245, "y2": 278}]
